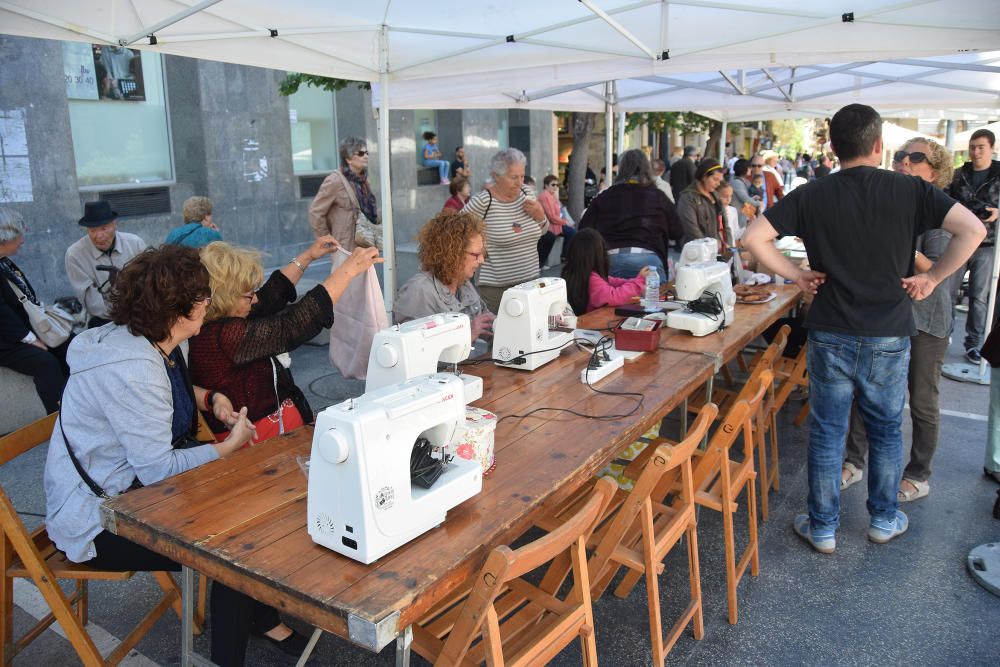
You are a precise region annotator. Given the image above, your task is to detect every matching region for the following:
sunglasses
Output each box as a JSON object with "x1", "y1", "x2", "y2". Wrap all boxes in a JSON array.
[
  {"x1": 354, "y1": 150, "x2": 369, "y2": 157},
  {"x1": 750, "y1": 163, "x2": 764, "y2": 168},
  {"x1": 894, "y1": 150, "x2": 928, "y2": 164}
]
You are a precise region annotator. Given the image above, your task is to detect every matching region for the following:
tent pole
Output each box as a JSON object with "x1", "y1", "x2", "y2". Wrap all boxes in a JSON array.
[
  {"x1": 719, "y1": 120, "x2": 728, "y2": 164},
  {"x1": 605, "y1": 81, "x2": 614, "y2": 187},
  {"x1": 377, "y1": 27, "x2": 396, "y2": 317},
  {"x1": 617, "y1": 111, "x2": 626, "y2": 154},
  {"x1": 980, "y1": 241, "x2": 1000, "y2": 376}
]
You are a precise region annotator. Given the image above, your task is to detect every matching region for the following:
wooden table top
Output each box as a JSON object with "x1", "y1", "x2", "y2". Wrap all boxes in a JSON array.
[{"x1": 102, "y1": 289, "x2": 797, "y2": 650}]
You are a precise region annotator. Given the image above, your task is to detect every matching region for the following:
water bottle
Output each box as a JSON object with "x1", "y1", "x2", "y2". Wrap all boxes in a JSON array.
[{"x1": 643, "y1": 266, "x2": 660, "y2": 311}]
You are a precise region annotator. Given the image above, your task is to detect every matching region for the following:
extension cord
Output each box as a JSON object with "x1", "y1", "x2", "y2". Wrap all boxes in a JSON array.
[{"x1": 580, "y1": 354, "x2": 624, "y2": 384}]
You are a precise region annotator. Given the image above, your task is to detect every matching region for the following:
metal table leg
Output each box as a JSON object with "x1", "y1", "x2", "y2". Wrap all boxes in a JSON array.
[
  {"x1": 395, "y1": 625, "x2": 413, "y2": 667},
  {"x1": 181, "y1": 566, "x2": 215, "y2": 667},
  {"x1": 297, "y1": 628, "x2": 324, "y2": 667},
  {"x1": 680, "y1": 397, "x2": 689, "y2": 436},
  {"x1": 702, "y1": 374, "x2": 714, "y2": 449}
]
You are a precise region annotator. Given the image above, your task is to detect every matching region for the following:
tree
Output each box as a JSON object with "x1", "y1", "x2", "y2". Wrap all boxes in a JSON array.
[
  {"x1": 278, "y1": 73, "x2": 369, "y2": 97},
  {"x1": 563, "y1": 112, "x2": 596, "y2": 222}
]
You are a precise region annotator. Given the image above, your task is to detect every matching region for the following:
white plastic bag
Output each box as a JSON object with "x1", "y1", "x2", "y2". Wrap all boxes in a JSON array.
[{"x1": 327, "y1": 251, "x2": 388, "y2": 379}]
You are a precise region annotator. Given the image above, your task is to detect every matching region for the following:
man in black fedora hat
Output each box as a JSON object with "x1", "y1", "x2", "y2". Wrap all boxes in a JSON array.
[{"x1": 65, "y1": 200, "x2": 148, "y2": 328}]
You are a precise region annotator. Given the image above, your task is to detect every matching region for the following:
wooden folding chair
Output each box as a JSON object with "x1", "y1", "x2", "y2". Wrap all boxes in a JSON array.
[
  {"x1": 686, "y1": 372, "x2": 772, "y2": 625},
  {"x1": 1, "y1": 413, "x2": 188, "y2": 666},
  {"x1": 539, "y1": 404, "x2": 718, "y2": 665},
  {"x1": 686, "y1": 327, "x2": 788, "y2": 521},
  {"x1": 771, "y1": 343, "x2": 811, "y2": 427},
  {"x1": 412, "y1": 477, "x2": 617, "y2": 666}
]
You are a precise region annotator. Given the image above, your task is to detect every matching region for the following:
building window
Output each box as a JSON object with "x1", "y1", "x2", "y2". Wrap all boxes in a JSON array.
[
  {"x1": 64, "y1": 45, "x2": 173, "y2": 188},
  {"x1": 289, "y1": 86, "x2": 338, "y2": 173}
]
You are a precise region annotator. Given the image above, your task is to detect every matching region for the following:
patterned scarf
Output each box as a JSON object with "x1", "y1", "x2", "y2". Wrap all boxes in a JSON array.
[
  {"x1": 342, "y1": 165, "x2": 378, "y2": 223},
  {"x1": 0, "y1": 257, "x2": 37, "y2": 304}
]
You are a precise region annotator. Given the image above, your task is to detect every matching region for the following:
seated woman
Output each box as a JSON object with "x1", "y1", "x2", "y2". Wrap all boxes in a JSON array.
[
  {"x1": 165, "y1": 195, "x2": 222, "y2": 248},
  {"x1": 536, "y1": 174, "x2": 577, "y2": 268},
  {"x1": 394, "y1": 210, "x2": 495, "y2": 341},
  {"x1": 190, "y1": 236, "x2": 380, "y2": 441},
  {"x1": 443, "y1": 176, "x2": 471, "y2": 211},
  {"x1": 422, "y1": 131, "x2": 451, "y2": 185},
  {"x1": 0, "y1": 208, "x2": 71, "y2": 413},
  {"x1": 43, "y1": 244, "x2": 306, "y2": 666},
  {"x1": 561, "y1": 228, "x2": 648, "y2": 315}
]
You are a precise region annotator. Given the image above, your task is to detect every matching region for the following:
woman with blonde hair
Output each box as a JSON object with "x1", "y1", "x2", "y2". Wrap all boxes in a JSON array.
[
  {"x1": 188, "y1": 236, "x2": 380, "y2": 441},
  {"x1": 843, "y1": 137, "x2": 955, "y2": 502},
  {"x1": 394, "y1": 210, "x2": 495, "y2": 341}
]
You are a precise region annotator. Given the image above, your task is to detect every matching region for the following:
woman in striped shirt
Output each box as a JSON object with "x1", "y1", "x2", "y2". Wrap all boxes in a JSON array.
[{"x1": 462, "y1": 148, "x2": 548, "y2": 313}]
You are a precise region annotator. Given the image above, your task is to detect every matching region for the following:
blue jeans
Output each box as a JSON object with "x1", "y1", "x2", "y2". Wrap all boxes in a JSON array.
[
  {"x1": 807, "y1": 330, "x2": 910, "y2": 532},
  {"x1": 425, "y1": 159, "x2": 450, "y2": 181},
  {"x1": 608, "y1": 251, "x2": 667, "y2": 283},
  {"x1": 964, "y1": 244, "x2": 993, "y2": 350}
]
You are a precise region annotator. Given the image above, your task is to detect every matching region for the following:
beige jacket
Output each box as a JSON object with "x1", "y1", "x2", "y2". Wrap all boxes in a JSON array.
[{"x1": 308, "y1": 170, "x2": 359, "y2": 250}]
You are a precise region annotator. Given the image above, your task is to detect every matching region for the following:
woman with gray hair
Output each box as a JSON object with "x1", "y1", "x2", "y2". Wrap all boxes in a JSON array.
[
  {"x1": 0, "y1": 208, "x2": 71, "y2": 412},
  {"x1": 462, "y1": 148, "x2": 548, "y2": 312},
  {"x1": 308, "y1": 136, "x2": 379, "y2": 249},
  {"x1": 579, "y1": 148, "x2": 681, "y2": 282}
]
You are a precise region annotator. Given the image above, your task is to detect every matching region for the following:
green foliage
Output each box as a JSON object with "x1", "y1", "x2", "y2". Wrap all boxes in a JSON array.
[
  {"x1": 278, "y1": 73, "x2": 371, "y2": 97},
  {"x1": 624, "y1": 112, "x2": 712, "y2": 135}
]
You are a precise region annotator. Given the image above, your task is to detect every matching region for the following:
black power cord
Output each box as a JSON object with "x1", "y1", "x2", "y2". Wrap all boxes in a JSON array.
[
  {"x1": 683, "y1": 290, "x2": 727, "y2": 334},
  {"x1": 499, "y1": 334, "x2": 644, "y2": 424}
]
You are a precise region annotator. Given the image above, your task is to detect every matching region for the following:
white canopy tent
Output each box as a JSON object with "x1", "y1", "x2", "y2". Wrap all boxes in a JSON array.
[
  {"x1": 2, "y1": 0, "x2": 999, "y2": 308},
  {"x1": 953, "y1": 119, "x2": 1000, "y2": 145}
]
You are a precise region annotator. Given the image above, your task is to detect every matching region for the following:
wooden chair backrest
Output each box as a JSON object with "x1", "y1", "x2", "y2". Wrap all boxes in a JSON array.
[
  {"x1": 692, "y1": 370, "x2": 773, "y2": 492},
  {"x1": 0, "y1": 412, "x2": 57, "y2": 467},
  {"x1": 587, "y1": 403, "x2": 717, "y2": 585},
  {"x1": 732, "y1": 325, "x2": 788, "y2": 405},
  {"x1": 437, "y1": 476, "x2": 617, "y2": 665}
]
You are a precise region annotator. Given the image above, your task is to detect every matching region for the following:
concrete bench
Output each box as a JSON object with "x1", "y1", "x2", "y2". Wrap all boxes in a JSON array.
[{"x1": 0, "y1": 366, "x2": 48, "y2": 435}]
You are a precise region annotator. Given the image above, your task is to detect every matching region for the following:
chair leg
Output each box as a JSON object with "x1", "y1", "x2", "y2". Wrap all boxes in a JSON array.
[
  {"x1": 721, "y1": 500, "x2": 739, "y2": 625},
  {"x1": 77, "y1": 580, "x2": 88, "y2": 627},
  {"x1": 1, "y1": 540, "x2": 13, "y2": 667},
  {"x1": 639, "y1": 501, "x2": 665, "y2": 666},
  {"x1": 756, "y1": 425, "x2": 770, "y2": 522},
  {"x1": 769, "y1": 412, "x2": 781, "y2": 492},
  {"x1": 793, "y1": 400, "x2": 810, "y2": 426},
  {"x1": 572, "y1": 540, "x2": 599, "y2": 667},
  {"x1": 720, "y1": 363, "x2": 735, "y2": 387},
  {"x1": 685, "y1": 522, "x2": 704, "y2": 640},
  {"x1": 746, "y1": 480, "x2": 760, "y2": 579}
]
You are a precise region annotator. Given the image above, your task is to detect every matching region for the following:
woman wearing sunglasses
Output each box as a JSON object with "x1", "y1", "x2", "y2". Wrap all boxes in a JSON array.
[
  {"x1": 842, "y1": 138, "x2": 955, "y2": 502},
  {"x1": 308, "y1": 136, "x2": 378, "y2": 250},
  {"x1": 394, "y1": 210, "x2": 495, "y2": 342}
]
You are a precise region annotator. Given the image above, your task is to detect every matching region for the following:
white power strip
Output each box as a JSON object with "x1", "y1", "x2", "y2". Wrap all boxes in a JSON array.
[{"x1": 580, "y1": 353, "x2": 624, "y2": 384}]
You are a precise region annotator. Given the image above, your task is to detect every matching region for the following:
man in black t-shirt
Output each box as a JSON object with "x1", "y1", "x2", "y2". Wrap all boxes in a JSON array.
[
  {"x1": 743, "y1": 104, "x2": 984, "y2": 555},
  {"x1": 450, "y1": 146, "x2": 470, "y2": 180},
  {"x1": 948, "y1": 129, "x2": 999, "y2": 363}
]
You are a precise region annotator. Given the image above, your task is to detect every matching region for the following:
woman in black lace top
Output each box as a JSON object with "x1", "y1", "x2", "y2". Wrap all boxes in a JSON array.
[{"x1": 188, "y1": 236, "x2": 379, "y2": 441}]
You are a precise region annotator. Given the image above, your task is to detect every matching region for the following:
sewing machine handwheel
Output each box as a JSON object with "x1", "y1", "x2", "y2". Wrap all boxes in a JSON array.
[
  {"x1": 375, "y1": 344, "x2": 399, "y2": 368},
  {"x1": 318, "y1": 429, "x2": 350, "y2": 464},
  {"x1": 505, "y1": 298, "x2": 524, "y2": 317}
]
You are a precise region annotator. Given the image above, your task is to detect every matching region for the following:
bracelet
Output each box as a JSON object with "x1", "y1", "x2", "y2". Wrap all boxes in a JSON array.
[
  {"x1": 289, "y1": 257, "x2": 306, "y2": 272},
  {"x1": 204, "y1": 391, "x2": 216, "y2": 411}
]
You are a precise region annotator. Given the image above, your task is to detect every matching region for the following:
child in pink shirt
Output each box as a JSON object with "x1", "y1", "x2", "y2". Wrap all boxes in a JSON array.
[{"x1": 561, "y1": 228, "x2": 649, "y2": 314}]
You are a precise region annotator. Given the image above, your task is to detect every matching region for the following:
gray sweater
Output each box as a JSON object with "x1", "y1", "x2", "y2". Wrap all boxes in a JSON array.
[{"x1": 45, "y1": 324, "x2": 218, "y2": 563}]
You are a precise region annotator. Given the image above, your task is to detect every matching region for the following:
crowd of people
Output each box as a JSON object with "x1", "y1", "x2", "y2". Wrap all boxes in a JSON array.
[{"x1": 2, "y1": 107, "x2": 998, "y2": 663}]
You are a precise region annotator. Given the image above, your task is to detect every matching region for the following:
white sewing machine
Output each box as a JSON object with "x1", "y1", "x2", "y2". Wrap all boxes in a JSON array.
[
  {"x1": 666, "y1": 261, "x2": 736, "y2": 336},
  {"x1": 308, "y1": 373, "x2": 482, "y2": 564},
  {"x1": 365, "y1": 313, "x2": 483, "y2": 402},
  {"x1": 677, "y1": 238, "x2": 719, "y2": 267},
  {"x1": 492, "y1": 277, "x2": 574, "y2": 371}
]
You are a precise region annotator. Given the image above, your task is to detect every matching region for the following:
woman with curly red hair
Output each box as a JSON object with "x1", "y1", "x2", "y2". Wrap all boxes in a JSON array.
[{"x1": 394, "y1": 210, "x2": 495, "y2": 341}]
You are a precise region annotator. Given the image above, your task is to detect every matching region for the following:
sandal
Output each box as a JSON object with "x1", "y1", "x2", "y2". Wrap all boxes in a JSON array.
[
  {"x1": 897, "y1": 478, "x2": 929, "y2": 502},
  {"x1": 841, "y1": 462, "x2": 863, "y2": 490}
]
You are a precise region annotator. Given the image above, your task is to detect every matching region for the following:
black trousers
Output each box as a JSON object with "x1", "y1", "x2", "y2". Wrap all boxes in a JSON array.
[
  {"x1": 85, "y1": 531, "x2": 281, "y2": 667},
  {"x1": 0, "y1": 339, "x2": 71, "y2": 413}
]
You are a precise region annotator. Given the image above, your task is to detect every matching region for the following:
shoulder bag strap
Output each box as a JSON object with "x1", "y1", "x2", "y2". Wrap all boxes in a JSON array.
[
  {"x1": 58, "y1": 413, "x2": 110, "y2": 500},
  {"x1": 172, "y1": 224, "x2": 202, "y2": 246},
  {"x1": 334, "y1": 170, "x2": 363, "y2": 220}
]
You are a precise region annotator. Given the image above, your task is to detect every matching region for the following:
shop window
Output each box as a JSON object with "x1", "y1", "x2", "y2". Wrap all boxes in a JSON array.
[
  {"x1": 289, "y1": 86, "x2": 338, "y2": 173},
  {"x1": 64, "y1": 44, "x2": 173, "y2": 188}
]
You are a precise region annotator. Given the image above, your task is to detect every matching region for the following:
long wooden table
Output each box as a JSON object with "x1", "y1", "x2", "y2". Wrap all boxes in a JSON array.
[{"x1": 101, "y1": 285, "x2": 799, "y2": 666}]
